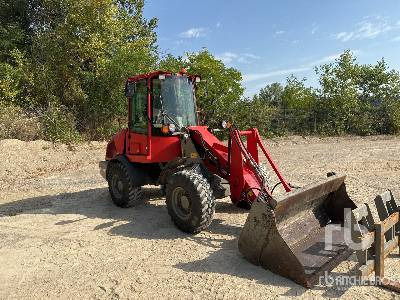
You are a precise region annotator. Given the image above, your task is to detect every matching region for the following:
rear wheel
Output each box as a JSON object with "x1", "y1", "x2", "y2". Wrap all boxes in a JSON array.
[
  {"x1": 107, "y1": 162, "x2": 143, "y2": 207},
  {"x1": 166, "y1": 169, "x2": 215, "y2": 234}
]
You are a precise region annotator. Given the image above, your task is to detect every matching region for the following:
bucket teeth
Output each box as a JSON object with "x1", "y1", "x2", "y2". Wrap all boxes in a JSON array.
[{"x1": 238, "y1": 174, "x2": 357, "y2": 287}]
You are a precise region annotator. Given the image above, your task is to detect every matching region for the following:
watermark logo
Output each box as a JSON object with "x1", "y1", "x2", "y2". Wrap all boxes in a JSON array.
[
  {"x1": 324, "y1": 207, "x2": 369, "y2": 251},
  {"x1": 319, "y1": 271, "x2": 384, "y2": 290}
]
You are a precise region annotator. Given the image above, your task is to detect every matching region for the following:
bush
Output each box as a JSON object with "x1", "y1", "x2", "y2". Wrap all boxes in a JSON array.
[
  {"x1": 0, "y1": 104, "x2": 42, "y2": 140},
  {"x1": 40, "y1": 104, "x2": 81, "y2": 143},
  {"x1": 387, "y1": 101, "x2": 400, "y2": 134},
  {"x1": 78, "y1": 115, "x2": 128, "y2": 141}
]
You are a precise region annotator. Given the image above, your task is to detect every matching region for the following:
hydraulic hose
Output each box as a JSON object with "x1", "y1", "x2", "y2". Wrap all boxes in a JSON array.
[{"x1": 230, "y1": 125, "x2": 272, "y2": 205}]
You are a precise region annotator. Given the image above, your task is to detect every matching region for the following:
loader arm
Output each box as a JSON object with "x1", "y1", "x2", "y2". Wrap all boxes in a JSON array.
[{"x1": 188, "y1": 126, "x2": 291, "y2": 205}]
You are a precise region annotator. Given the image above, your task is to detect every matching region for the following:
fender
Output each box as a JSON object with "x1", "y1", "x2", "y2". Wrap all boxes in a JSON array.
[
  {"x1": 105, "y1": 129, "x2": 128, "y2": 160},
  {"x1": 106, "y1": 155, "x2": 158, "y2": 187}
]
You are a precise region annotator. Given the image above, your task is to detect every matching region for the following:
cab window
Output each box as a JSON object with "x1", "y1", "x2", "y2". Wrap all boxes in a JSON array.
[
  {"x1": 130, "y1": 80, "x2": 148, "y2": 134},
  {"x1": 152, "y1": 79, "x2": 162, "y2": 124}
]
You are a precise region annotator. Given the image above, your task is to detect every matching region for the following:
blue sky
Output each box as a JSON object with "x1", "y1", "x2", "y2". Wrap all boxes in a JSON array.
[{"x1": 143, "y1": 1, "x2": 400, "y2": 97}]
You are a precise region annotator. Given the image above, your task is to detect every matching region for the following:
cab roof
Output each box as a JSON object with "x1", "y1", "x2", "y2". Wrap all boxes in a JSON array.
[{"x1": 127, "y1": 69, "x2": 198, "y2": 82}]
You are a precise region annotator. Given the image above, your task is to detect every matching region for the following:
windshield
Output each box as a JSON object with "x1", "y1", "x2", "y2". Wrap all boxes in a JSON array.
[{"x1": 152, "y1": 75, "x2": 197, "y2": 128}]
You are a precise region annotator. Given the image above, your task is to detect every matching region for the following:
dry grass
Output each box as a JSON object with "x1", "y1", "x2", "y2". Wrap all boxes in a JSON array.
[{"x1": 0, "y1": 104, "x2": 42, "y2": 140}]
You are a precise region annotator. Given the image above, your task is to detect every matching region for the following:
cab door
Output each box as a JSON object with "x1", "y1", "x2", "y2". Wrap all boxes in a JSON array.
[{"x1": 127, "y1": 79, "x2": 149, "y2": 155}]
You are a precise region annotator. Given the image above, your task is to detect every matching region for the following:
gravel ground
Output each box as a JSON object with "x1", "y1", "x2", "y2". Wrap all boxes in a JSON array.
[{"x1": 0, "y1": 136, "x2": 399, "y2": 299}]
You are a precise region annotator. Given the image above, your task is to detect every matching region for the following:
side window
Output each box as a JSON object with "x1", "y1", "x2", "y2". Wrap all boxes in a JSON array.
[
  {"x1": 152, "y1": 79, "x2": 162, "y2": 124},
  {"x1": 131, "y1": 80, "x2": 148, "y2": 134}
]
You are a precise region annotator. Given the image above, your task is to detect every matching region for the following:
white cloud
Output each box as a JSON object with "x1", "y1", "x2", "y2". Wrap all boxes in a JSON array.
[
  {"x1": 308, "y1": 50, "x2": 361, "y2": 66},
  {"x1": 216, "y1": 52, "x2": 239, "y2": 64},
  {"x1": 275, "y1": 30, "x2": 285, "y2": 35},
  {"x1": 179, "y1": 27, "x2": 206, "y2": 38},
  {"x1": 174, "y1": 40, "x2": 184, "y2": 45},
  {"x1": 311, "y1": 22, "x2": 318, "y2": 35},
  {"x1": 334, "y1": 16, "x2": 393, "y2": 42},
  {"x1": 243, "y1": 67, "x2": 310, "y2": 83},
  {"x1": 307, "y1": 53, "x2": 342, "y2": 66},
  {"x1": 217, "y1": 52, "x2": 260, "y2": 64},
  {"x1": 237, "y1": 57, "x2": 248, "y2": 64},
  {"x1": 335, "y1": 32, "x2": 354, "y2": 42},
  {"x1": 392, "y1": 36, "x2": 400, "y2": 42},
  {"x1": 254, "y1": 81, "x2": 275, "y2": 90},
  {"x1": 243, "y1": 53, "x2": 261, "y2": 59},
  {"x1": 242, "y1": 51, "x2": 361, "y2": 83},
  {"x1": 216, "y1": 22, "x2": 221, "y2": 28}
]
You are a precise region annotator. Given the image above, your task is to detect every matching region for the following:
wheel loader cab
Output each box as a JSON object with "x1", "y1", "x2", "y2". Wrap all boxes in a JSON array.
[{"x1": 124, "y1": 71, "x2": 199, "y2": 163}]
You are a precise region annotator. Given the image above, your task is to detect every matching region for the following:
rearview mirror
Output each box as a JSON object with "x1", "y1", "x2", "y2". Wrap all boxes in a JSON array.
[{"x1": 125, "y1": 81, "x2": 136, "y2": 97}]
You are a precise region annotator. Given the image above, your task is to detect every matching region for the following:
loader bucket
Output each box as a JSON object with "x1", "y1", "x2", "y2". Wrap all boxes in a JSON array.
[{"x1": 238, "y1": 174, "x2": 357, "y2": 288}]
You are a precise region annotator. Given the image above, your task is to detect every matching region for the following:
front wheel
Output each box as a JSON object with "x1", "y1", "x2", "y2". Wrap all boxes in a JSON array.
[{"x1": 166, "y1": 169, "x2": 215, "y2": 234}]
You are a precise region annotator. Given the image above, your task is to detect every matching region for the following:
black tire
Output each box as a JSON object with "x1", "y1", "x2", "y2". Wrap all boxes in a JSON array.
[
  {"x1": 192, "y1": 164, "x2": 226, "y2": 199},
  {"x1": 107, "y1": 162, "x2": 143, "y2": 208},
  {"x1": 166, "y1": 169, "x2": 215, "y2": 234},
  {"x1": 160, "y1": 184, "x2": 166, "y2": 196}
]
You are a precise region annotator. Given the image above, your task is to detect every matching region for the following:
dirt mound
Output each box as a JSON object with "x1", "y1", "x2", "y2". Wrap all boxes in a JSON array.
[
  {"x1": 0, "y1": 139, "x2": 106, "y2": 186},
  {"x1": 1, "y1": 136, "x2": 399, "y2": 299}
]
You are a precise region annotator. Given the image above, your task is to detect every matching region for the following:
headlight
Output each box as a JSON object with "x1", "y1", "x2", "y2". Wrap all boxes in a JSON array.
[
  {"x1": 168, "y1": 123, "x2": 176, "y2": 132},
  {"x1": 221, "y1": 120, "x2": 232, "y2": 129}
]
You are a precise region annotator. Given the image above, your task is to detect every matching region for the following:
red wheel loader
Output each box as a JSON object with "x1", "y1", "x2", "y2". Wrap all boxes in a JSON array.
[{"x1": 99, "y1": 69, "x2": 357, "y2": 287}]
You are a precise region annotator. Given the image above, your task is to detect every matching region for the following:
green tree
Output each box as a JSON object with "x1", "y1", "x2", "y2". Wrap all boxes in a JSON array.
[
  {"x1": 357, "y1": 59, "x2": 400, "y2": 133},
  {"x1": 315, "y1": 50, "x2": 361, "y2": 134},
  {"x1": 279, "y1": 76, "x2": 317, "y2": 133},
  {"x1": 186, "y1": 49, "x2": 244, "y2": 127},
  {"x1": 316, "y1": 50, "x2": 400, "y2": 134},
  {"x1": 2, "y1": 2, "x2": 400, "y2": 142},
  {"x1": 253, "y1": 82, "x2": 284, "y2": 107},
  {"x1": 282, "y1": 76, "x2": 316, "y2": 110},
  {"x1": 27, "y1": 0, "x2": 158, "y2": 139},
  {"x1": 233, "y1": 97, "x2": 278, "y2": 136},
  {"x1": 158, "y1": 54, "x2": 184, "y2": 73},
  {"x1": 0, "y1": 0, "x2": 33, "y2": 107},
  {"x1": 0, "y1": 0, "x2": 32, "y2": 63}
]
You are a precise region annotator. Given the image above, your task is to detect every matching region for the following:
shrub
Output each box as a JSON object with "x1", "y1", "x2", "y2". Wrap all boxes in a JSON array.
[
  {"x1": 0, "y1": 104, "x2": 42, "y2": 140},
  {"x1": 40, "y1": 104, "x2": 81, "y2": 143}
]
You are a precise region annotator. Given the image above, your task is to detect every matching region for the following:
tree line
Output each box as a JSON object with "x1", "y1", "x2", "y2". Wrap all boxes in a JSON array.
[
  {"x1": 1, "y1": 1, "x2": 399, "y2": 142},
  {"x1": 239, "y1": 51, "x2": 400, "y2": 136}
]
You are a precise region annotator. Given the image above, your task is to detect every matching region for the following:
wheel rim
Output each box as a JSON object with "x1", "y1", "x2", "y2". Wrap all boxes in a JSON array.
[
  {"x1": 171, "y1": 187, "x2": 191, "y2": 219},
  {"x1": 111, "y1": 174, "x2": 124, "y2": 199}
]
